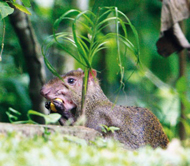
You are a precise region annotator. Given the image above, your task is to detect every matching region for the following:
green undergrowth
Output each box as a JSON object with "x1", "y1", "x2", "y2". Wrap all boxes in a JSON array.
[{"x1": 0, "y1": 132, "x2": 189, "y2": 166}]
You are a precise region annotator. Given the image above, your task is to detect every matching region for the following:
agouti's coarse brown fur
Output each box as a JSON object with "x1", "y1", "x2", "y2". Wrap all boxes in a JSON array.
[{"x1": 40, "y1": 68, "x2": 169, "y2": 150}]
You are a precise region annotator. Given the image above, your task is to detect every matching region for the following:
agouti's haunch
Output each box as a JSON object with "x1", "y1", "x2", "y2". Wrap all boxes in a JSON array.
[{"x1": 40, "y1": 68, "x2": 169, "y2": 149}]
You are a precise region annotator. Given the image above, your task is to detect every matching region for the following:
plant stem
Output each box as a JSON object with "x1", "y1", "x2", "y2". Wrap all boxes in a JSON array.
[
  {"x1": 178, "y1": 21, "x2": 187, "y2": 140},
  {"x1": 0, "y1": 19, "x2": 6, "y2": 61},
  {"x1": 178, "y1": 49, "x2": 186, "y2": 140}
]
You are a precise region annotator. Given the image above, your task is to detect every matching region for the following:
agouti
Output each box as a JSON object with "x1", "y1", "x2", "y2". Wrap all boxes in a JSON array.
[{"x1": 40, "y1": 68, "x2": 169, "y2": 149}]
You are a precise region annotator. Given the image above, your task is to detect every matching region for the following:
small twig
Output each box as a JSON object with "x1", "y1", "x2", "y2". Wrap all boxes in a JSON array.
[{"x1": 0, "y1": 19, "x2": 6, "y2": 61}]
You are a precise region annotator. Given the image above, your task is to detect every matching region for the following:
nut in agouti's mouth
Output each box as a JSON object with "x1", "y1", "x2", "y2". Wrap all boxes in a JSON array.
[
  {"x1": 51, "y1": 98, "x2": 63, "y2": 112},
  {"x1": 45, "y1": 98, "x2": 63, "y2": 112},
  {"x1": 45, "y1": 97, "x2": 76, "y2": 113}
]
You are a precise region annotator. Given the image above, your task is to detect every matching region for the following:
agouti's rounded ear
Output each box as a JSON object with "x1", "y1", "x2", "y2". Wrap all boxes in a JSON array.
[
  {"x1": 77, "y1": 68, "x2": 83, "y2": 72},
  {"x1": 77, "y1": 68, "x2": 85, "y2": 76},
  {"x1": 89, "y1": 69, "x2": 97, "y2": 79}
]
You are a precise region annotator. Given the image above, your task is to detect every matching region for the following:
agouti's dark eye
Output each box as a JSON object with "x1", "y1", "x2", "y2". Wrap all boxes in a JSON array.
[{"x1": 67, "y1": 78, "x2": 75, "y2": 85}]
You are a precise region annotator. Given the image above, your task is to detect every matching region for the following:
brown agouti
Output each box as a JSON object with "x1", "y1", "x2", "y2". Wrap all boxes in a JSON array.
[{"x1": 40, "y1": 68, "x2": 169, "y2": 149}]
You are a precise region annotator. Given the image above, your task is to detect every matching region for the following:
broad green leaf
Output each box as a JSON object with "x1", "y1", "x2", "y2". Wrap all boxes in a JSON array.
[
  {"x1": 27, "y1": 110, "x2": 61, "y2": 124},
  {"x1": 21, "y1": 0, "x2": 31, "y2": 7},
  {"x1": 12, "y1": 2, "x2": 31, "y2": 15},
  {"x1": 0, "y1": 2, "x2": 14, "y2": 20},
  {"x1": 43, "y1": 113, "x2": 61, "y2": 124}
]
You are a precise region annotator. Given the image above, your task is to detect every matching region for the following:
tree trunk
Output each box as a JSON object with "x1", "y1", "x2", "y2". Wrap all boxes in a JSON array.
[{"x1": 8, "y1": 1, "x2": 47, "y2": 123}]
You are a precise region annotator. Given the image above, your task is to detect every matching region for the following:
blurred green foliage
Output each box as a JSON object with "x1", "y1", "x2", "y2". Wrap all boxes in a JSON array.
[
  {"x1": 0, "y1": 53, "x2": 31, "y2": 122},
  {"x1": 0, "y1": 132, "x2": 189, "y2": 166},
  {"x1": 0, "y1": 0, "x2": 190, "y2": 141}
]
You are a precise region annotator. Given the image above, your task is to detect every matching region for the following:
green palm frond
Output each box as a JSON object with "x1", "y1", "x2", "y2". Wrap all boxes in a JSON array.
[{"x1": 42, "y1": 6, "x2": 140, "y2": 111}]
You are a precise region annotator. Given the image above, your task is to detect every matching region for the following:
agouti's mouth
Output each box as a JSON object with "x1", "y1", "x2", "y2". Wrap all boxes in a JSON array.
[{"x1": 49, "y1": 97, "x2": 76, "y2": 112}]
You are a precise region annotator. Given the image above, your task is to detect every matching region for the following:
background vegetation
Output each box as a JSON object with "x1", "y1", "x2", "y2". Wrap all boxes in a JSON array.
[{"x1": 0, "y1": 0, "x2": 190, "y2": 164}]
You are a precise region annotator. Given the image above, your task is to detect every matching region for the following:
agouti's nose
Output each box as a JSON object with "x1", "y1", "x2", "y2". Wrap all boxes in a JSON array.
[
  {"x1": 40, "y1": 87, "x2": 51, "y2": 99},
  {"x1": 40, "y1": 87, "x2": 46, "y2": 96}
]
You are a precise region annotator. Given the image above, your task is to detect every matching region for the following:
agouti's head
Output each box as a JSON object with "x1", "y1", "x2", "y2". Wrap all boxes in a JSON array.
[{"x1": 40, "y1": 68, "x2": 98, "y2": 111}]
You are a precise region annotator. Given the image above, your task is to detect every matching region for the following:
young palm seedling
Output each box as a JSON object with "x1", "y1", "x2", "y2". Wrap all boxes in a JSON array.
[{"x1": 42, "y1": 7, "x2": 140, "y2": 120}]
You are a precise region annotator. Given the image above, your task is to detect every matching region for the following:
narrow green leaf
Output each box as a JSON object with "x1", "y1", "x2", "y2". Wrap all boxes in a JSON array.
[
  {"x1": 8, "y1": 107, "x2": 22, "y2": 115},
  {"x1": 118, "y1": 10, "x2": 140, "y2": 55},
  {"x1": 41, "y1": 42, "x2": 66, "y2": 82},
  {"x1": 90, "y1": 42, "x2": 107, "y2": 61},
  {"x1": 96, "y1": 21, "x2": 116, "y2": 34},
  {"x1": 73, "y1": 20, "x2": 93, "y2": 33},
  {"x1": 104, "y1": 33, "x2": 137, "y2": 55},
  {"x1": 120, "y1": 36, "x2": 137, "y2": 54},
  {"x1": 118, "y1": 18, "x2": 128, "y2": 37},
  {"x1": 97, "y1": 8, "x2": 112, "y2": 22},
  {"x1": 28, "y1": 110, "x2": 45, "y2": 117},
  {"x1": 77, "y1": 37, "x2": 89, "y2": 54},
  {"x1": 97, "y1": 17, "x2": 118, "y2": 30},
  {"x1": 100, "y1": 125, "x2": 107, "y2": 133},
  {"x1": 12, "y1": 2, "x2": 31, "y2": 15},
  {"x1": 78, "y1": 10, "x2": 96, "y2": 26},
  {"x1": 72, "y1": 11, "x2": 95, "y2": 68},
  {"x1": 53, "y1": 9, "x2": 80, "y2": 32},
  {"x1": 52, "y1": 34, "x2": 88, "y2": 67},
  {"x1": 114, "y1": 7, "x2": 125, "y2": 86},
  {"x1": 6, "y1": 112, "x2": 18, "y2": 121},
  {"x1": 21, "y1": 0, "x2": 31, "y2": 7},
  {"x1": 72, "y1": 24, "x2": 91, "y2": 67},
  {"x1": 78, "y1": 35, "x2": 91, "y2": 43},
  {"x1": 109, "y1": 126, "x2": 120, "y2": 133}
]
